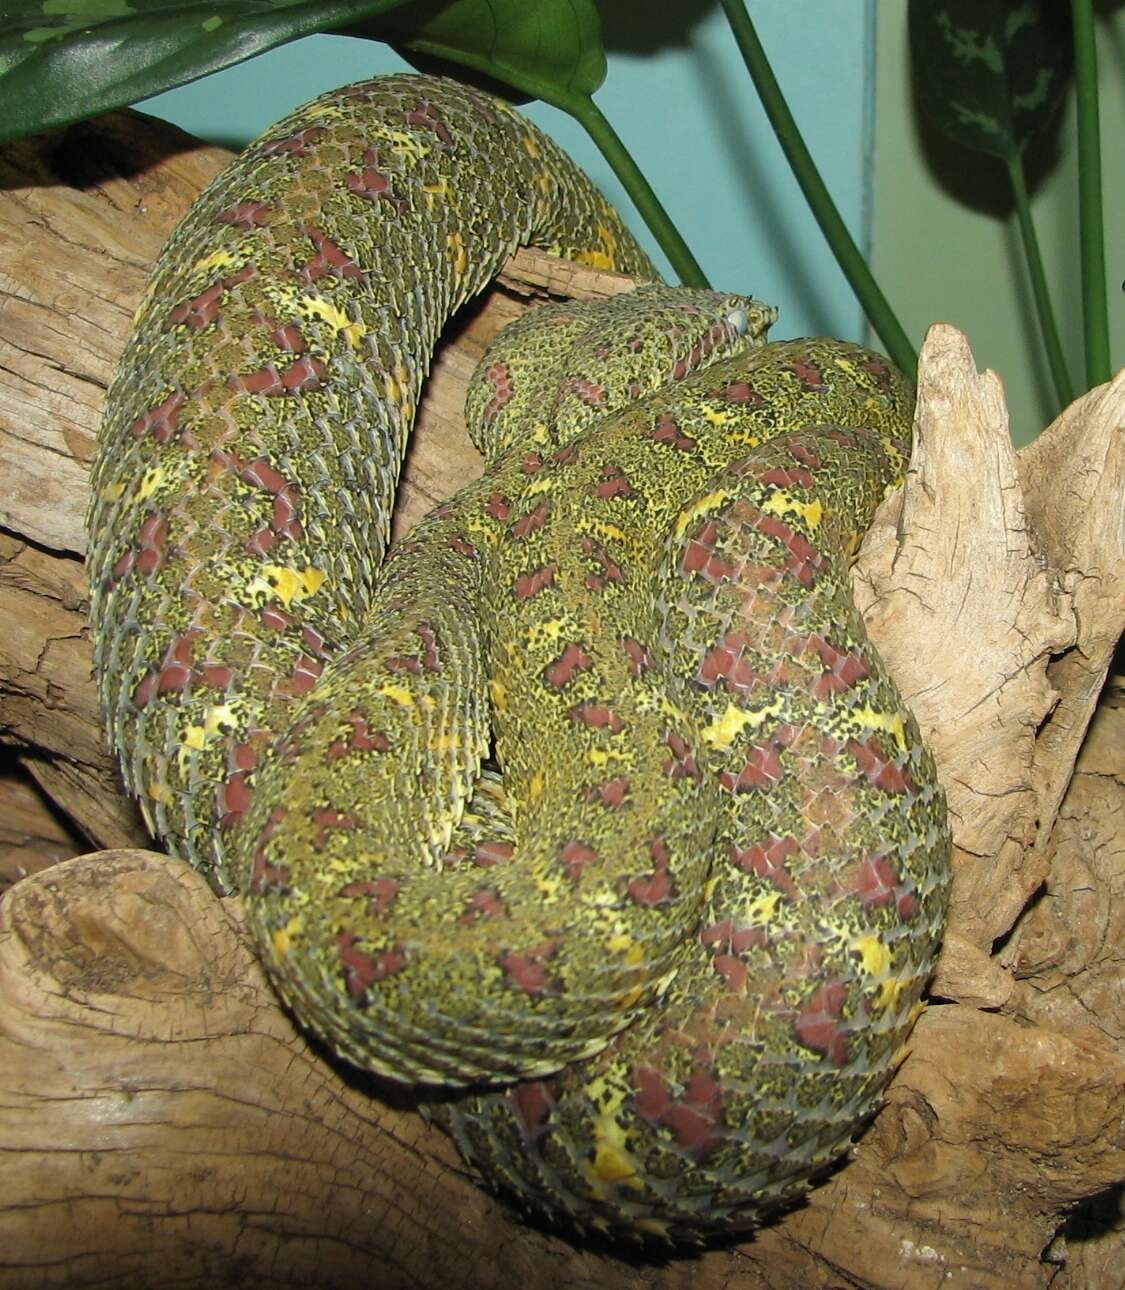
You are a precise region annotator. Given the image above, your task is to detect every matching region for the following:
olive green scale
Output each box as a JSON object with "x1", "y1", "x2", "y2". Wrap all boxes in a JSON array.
[{"x1": 87, "y1": 74, "x2": 951, "y2": 1243}]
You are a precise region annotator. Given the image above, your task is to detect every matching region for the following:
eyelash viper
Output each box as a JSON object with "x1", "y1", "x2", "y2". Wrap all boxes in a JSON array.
[{"x1": 86, "y1": 73, "x2": 951, "y2": 1243}]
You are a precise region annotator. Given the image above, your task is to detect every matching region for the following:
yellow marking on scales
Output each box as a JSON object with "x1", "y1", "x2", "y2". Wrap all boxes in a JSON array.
[
  {"x1": 190, "y1": 247, "x2": 239, "y2": 277},
  {"x1": 298, "y1": 295, "x2": 367, "y2": 350},
  {"x1": 524, "y1": 475, "x2": 556, "y2": 498},
  {"x1": 102, "y1": 480, "x2": 126, "y2": 502},
  {"x1": 135, "y1": 465, "x2": 166, "y2": 504},
  {"x1": 849, "y1": 705, "x2": 908, "y2": 752},
  {"x1": 577, "y1": 517, "x2": 629, "y2": 545},
  {"x1": 422, "y1": 176, "x2": 453, "y2": 209},
  {"x1": 370, "y1": 123, "x2": 430, "y2": 159},
  {"x1": 447, "y1": 231, "x2": 469, "y2": 279},
  {"x1": 673, "y1": 488, "x2": 734, "y2": 542},
  {"x1": 528, "y1": 767, "x2": 546, "y2": 800},
  {"x1": 488, "y1": 677, "x2": 509, "y2": 714},
  {"x1": 761, "y1": 489, "x2": 824, "y2": 530},
  {"x1": 378, "y1": 681, "x2": 416, "y2": 709},
  {"x1": 271, "y1": 913, "x2": 304, "y2": 958},
  {"x1": 852, "y1": 933, "x2": 892, "y2": 977},
  {"x1": 700, "y1": 695, "x2": 785, "y2": 751},
  {"x1": 248, "y1": 564, "x2": 326, "y2": 608},
  {"x1": 588, "y1": 746, "x2": 630, "y2": 769},
  {"x1": 746, "y1": 891, "x2": 782, "y2": 925},
  {"x1": 584, "y1": 1076, "x2": 644, "y2": 1190}
]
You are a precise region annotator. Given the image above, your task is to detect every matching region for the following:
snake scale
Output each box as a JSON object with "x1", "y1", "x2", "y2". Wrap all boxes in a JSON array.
[{"x1": 87, "y1": 74, "x2": 951, "y2": 1242}]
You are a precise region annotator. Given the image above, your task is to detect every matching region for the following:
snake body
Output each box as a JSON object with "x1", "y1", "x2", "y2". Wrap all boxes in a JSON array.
[{"x1": 88, "y1": 74, "x2": 951, "y2": 1241}]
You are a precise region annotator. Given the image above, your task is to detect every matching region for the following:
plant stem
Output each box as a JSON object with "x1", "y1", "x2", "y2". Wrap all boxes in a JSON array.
[
  {"x1": 1071, "y1": 0, "x2": 1110, "y2": 389},
  {"x1": 559, "y1": 92, "x2": 710, "y2": 289},
  {"x1": 718, "y1": 0, "x2": 916, "y2": 375},
  {"x1": 1005, "y1": 150, "x2": 1074, "y2": 410}
]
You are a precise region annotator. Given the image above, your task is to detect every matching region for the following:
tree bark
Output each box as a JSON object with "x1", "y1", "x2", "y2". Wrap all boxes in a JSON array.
[{"x1": 0, "y1": 109, "x2": 1122, "y2": 1289}]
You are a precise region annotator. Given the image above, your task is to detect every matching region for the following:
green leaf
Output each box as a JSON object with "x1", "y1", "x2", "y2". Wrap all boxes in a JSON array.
[
  {"x1": 0, "y1": 0, "x2": 417, "y2": 143},
  {"x1": 908, "y1": 0, "x2": 1073, "y2": 160},
  {"x1": 368, "y1": 0, "x2": 606, "y2": 104}
]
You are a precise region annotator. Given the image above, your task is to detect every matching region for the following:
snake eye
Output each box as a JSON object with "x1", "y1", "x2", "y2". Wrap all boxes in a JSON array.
[{"x1": 726, "y1": 307, "x2": 750, "y2": 335}]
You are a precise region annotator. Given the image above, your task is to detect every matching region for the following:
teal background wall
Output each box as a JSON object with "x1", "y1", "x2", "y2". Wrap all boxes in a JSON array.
[{"x1": 140, "y1": 1, "x2": 877, "y2": 345}]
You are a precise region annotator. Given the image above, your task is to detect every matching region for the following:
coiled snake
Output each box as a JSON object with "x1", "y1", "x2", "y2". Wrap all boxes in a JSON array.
[{"x1": 87, "y1": 74, "x2": 951, "y2": 1242}]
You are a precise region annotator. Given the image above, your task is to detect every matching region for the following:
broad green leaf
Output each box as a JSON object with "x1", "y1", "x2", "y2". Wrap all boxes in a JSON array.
[
  {"x1": 368, "y1": 0, "x2": 605, "y2": 105},
  {"x1": 0, "y1": 0, "x2": 416, "y2": 142},
  {"x1": 908, "y1": 0, "x2": 1073, "y2": 160}
]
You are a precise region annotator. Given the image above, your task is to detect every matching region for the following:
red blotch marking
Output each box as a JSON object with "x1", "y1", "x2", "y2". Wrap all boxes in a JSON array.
[
  {"x1": 215, "y1": 200, "x2": 276, "y2": 230},
  {"x1": 131, "y1": 670, "x2": 159, "y2": 709},
  {"x1": 718, "y1": 742, "x2": 785, "y2": 794},
  {"x1": 628, "y1": 837, "x2": 676, "y2": 906},
  {"x1": 403, "y1": 100, "x2": 455, "y2": 146},
  {"x1": 486, "y1": 491, "x2": 510, "y2": 521},
  {"x1": 758, "y1": 465, "x2": 816, "y2": 489},
  {"x1": 787, "y1": 441, "x2": 822, "y2": 469},
  {"x1": 788, "y1": 357, "x2": 827, "y2": 390},
  {"x1": 132, "y1": 511, "x2": 168, "y2": 576},
  {"x1": 700, "y1": 917, "x2": 769, "y2": 990},
  {"x1": 753, "y1": 514, "x2": 829, "y2": 588},
  {"x1": 299, "y1": 227, "x2": 367, "y2": 283},
  {"x1": 168, "y1": 282, "x2": 225, "y2": 331},
  {"x1": 680, "y1": 519, "x2": 737, "y2": 582},
  {"x1": 130, "y1": 391, "x2": 186, "y2": 444},
  {"x1": 633, "y1": 1065, "x2": 725, "y2": 1160},
  {"x1": 730, "y1": 835, "x2": 799, "y2": 898},
  {"x1": 249, "y1": 806, "x2": 290, "y2": 893},
  {"x1": 721, "y1": 381, "x2": 765, "y2": 405},
  {"x1": 855, "y1": 854, "x2": 920, "y2": 920},
  {"x1": 447, "y1": 534, "x2": 478, "y2": 558},
  {"x1": 459, "y1": 886, "x2": 509, "y2": 924},
  {"x1": 313, "y1": 807, "x2": 358, "y2": 850},
  {"x1": 155, "y1": 628, "x2": 203, "y2": 695},
  {"x1": 512, "y1": 1079, "x2": 555, "y2": 1132},
  {"x1": 511, "y1": 501, "x2": 550, "y2": 540},
  {"x1": 862, "y1": 352, "x2": 896, "y2": 393},
  {"x1": 567, "y1": 700, "x2": 624, "y2": 733},
  {"x1": 270, "y1": 323, "x2": 307, "y2": 355},
  {"x1": 483, "y1": 360, "x2": 513, "y2": 425},
  {"x1": 621, "y1": 637, "x2": 656, "y2": 677},
  {"x1": 697, "y1": 629, "x2": 764, "y2": 693},
  {"x1": 287, "y1": 653, "x2": 323, "y2": 695},
  {"x1": 522, "y1": 452, "x2": 544, "y2": 475},
  {"x1": 340, "y1": 876, "x2": 400, "y2": 916},
  {"x1": 261, "y1": 125, "x2": 325, "y2": 156},
  {"x1": 593, "y1": 464, "x2": 635, "y2": 499},
  {"x1": 217, "y1": 739, "x2": 262, "y2": 829},
  {"x1": 472, "y1": 840, "x2": 514, "y2": 868},
  {"x1": 336, "y1": 931, "x2": 407, "y2": 1000},
  {"x1": 568, "y1": 375, "x2": 607, "y2": 407},
  {"x1": 848, "y1": 736, "x2": 915, "y2": 795},
  {"x1": 545, "y1": 642, "x2": 592, "y2": 688},
  {"x1": 651, "y1": 413, "x2": 696, "y2": 452},
  {"x1": 500, "y1": 939, "x2": 561, "y2": 995},
  {"x1": 260, "y1": 607, "x2": 293, "y2": 632},
  {"x1": 513, "y1": 564, "x2": 556, "y2": 600},
  {"x1": 581, "y1": 538, "x2": 625, "y2": 591},
  {"x1": 552, "y1": 440, "x2": 580, "y2": 467},
  {"x1": 825, "y1": 428, "x2": 862, "y2": 448},
  {"x1": 328, "y1": 712, "x2": 391, "y2": 760},
  {"x1": 586, "y1": 776, "x2": 631, "y2": 809},
  {"x1": 794, "y1": 981, "x2": 850, "y2": 1066},
  {"x1": 214, "y1": 450, "x2": 304, "y2": 550},
  {"x1": 662, "y1": 731, "x2": 700, "y2": 781},
  {"x1": 559, "y1": 840, "x2": 598, "y2": 881},
  {"x1": 346, "y1": 147, "x2": 409, "y2": 214},
  {"x1": 230, "y1": 355, "x2": 328, "y2": 398}
]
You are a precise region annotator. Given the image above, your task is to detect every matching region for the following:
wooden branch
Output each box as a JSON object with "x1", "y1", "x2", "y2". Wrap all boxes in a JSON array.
[{"x1": 1, "y1": 109, "x2": 1123, "y2": 1289}]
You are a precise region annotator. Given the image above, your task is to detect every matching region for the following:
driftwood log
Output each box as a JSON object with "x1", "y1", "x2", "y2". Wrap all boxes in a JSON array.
[{"x1": 0, "y1": 110, "x2": 1122, "y2": 1290}]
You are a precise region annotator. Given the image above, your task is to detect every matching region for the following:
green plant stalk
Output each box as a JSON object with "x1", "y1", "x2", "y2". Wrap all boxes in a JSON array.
[
  {"x1": 560, "y1": 91, "x2": 711, "y2": 288},
  {"x1": 1006, "y1": 150, "x2": 1075, "y2": 410},
  {"x1": 1071, "y1": 0, "x2": 1111, "y2": 388},
  {"x1": 398, "y1": 40, "x2": 710, "y2": 288},
  {"x1": 718, "y1": 0, "x2": 916, "y2": 374}
]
